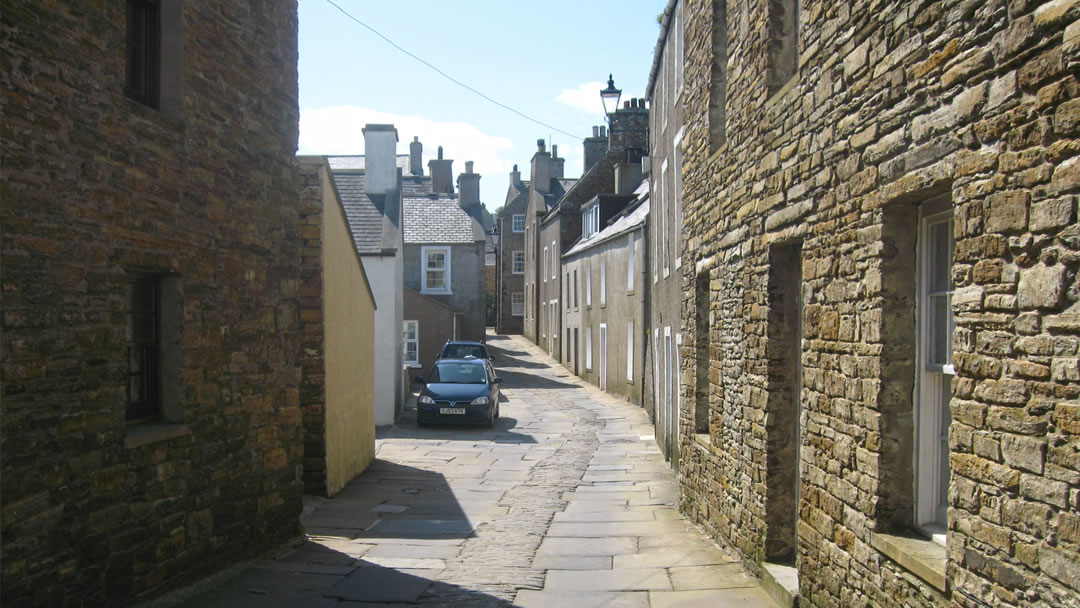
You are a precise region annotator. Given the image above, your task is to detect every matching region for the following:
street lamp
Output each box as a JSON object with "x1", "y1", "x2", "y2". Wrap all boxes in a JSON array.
[{"x1": 599, "y1": 74, "x2": 622, "y2": 121}]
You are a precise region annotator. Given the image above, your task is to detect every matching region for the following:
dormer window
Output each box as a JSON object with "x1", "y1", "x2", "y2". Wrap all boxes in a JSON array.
[{"x1": 583, "y1": 203, "x2": 600, "y2": 239}]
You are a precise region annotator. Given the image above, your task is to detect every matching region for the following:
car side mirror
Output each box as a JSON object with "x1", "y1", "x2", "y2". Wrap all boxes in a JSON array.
[
  {"x1": 493, "y1": 377, "x2": 502, "y2": 384},
  {"x1": 488, "y1": 355, "x2": 495, "y2": 361}
]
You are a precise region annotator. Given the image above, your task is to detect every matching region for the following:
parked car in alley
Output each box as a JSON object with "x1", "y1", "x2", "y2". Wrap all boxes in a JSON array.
[
  {"x1": 415, "y1": 358, "x2": 501, "y2": 427},
  {"x1": 438, "y1": 340, "x2": 494, "y2": 362}
]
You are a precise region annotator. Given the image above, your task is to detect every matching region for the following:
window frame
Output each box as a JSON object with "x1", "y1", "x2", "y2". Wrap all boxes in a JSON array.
[
  {"x1": 511, "y1": 292, "x2": 524, "y2": 317},
  {"x1": 583, "y1": 203, "x2": 600, "y2": 239},
  {"x1": 915, "y1": 199, "x2": 954, "y2": 543},
  {"x1": 125, "y1": 0, "x2": 161, "y2": 108},
  {"x1": 600, "y1": 259, "x2": 607, "y2": 308},
  {"x1": 421, "y1": 245, "x2": 452, "y2": 294},
  {"x1": 403, "y1": 320, "x2": 420, "y2": 367},
  {"x1": 585, "y1": 326, "x2": 593, "y2": 371},
  {"x1": 586, "y1": 263, "x2": 593, "y2": 308},
  {"x1": 627, "y1": 233, "x2": 636, "y2": 293},
  {"x1": 626, "y1": 321, "x2": 634, "y2": 382},
  {"x1": 512, "y1": 214, "x2": 525, "y2": 232},
  {"x1": 512, "y1": 250, "x2": 525, "y2": 274},
  {"x1": 543, "y1": 245, "x2": 549, "y2": 282}
]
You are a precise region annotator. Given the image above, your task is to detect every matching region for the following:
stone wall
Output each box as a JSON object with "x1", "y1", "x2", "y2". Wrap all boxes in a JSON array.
[
  {"x1": 678, "y1": 0, "x2": 1079, "y2": 606},
  {"x1": 1, "y1": 2, "x2": 303, "y2": 605}
]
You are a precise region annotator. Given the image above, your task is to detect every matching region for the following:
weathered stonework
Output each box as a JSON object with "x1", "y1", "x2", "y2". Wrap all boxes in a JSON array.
[
  {"x1": 678, "y1": 0, "x2": 1079, "y2": 607},
  {"x1": 2, "y1": 2, "x2": 302, "y2": 605}
]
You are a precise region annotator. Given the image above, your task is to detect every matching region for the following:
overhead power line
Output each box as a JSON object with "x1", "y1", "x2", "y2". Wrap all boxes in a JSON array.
[{"x1": 323, "y1": 0, "x2": 582, "y2": 142}]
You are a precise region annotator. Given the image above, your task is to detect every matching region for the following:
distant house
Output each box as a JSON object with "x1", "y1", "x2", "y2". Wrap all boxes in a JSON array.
[
  {"x1": 522, "y1": 141, "x2": 578, "y2": 349},
  {"x1": 495, "y1": 165, "x2": 530, "y2": 334},
  {"x1": 296, "y1": 156, "x2": 377, "y2": 497},
  {"x1": 563, "y1": 182, "x2": 648, "y2": 403},
  {"x1": 328, "y1": 125, "x2": 407, "y2": 427},
  {"x1": 524, "y1": 100, "x2": 649, "y2": 363},
  {"x1": 400, "y1": 150, "x2": 488, "y2": 380}
]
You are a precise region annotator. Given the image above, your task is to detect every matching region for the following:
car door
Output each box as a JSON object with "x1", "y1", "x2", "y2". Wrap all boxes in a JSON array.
[{"x1": 487, "y1": 362, "x2": 499, "y2": 403}]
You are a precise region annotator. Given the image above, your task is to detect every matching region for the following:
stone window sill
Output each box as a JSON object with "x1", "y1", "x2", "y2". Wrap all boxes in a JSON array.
[
  {"x1": 870, "y1": 531, "x2": 947, "y2": 593},
  {"x1": 693, "y1": 433, "x2": 712, "y2": 452},
  {"x1": 125, "y1": 423, "x2": 191, "y2": 449}
]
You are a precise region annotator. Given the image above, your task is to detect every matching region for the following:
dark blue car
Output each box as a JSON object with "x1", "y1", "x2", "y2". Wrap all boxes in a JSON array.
[{"x1": 415, "y1": 358, "x2": 501, "y2": 427}]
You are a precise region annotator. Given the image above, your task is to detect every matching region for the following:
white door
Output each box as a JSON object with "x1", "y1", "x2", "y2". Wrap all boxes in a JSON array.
[
  {"x1": 664, "y1": 327, "x2": 673, "y2": 451},
  {"x1": 599, "y1": 324, "x2": 608, "y2": 391}
]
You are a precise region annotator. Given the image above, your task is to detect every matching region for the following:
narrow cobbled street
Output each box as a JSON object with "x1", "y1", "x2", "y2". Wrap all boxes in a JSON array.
[{"x1": 172, "y1": 333, "x2": 777, "y2": 607}]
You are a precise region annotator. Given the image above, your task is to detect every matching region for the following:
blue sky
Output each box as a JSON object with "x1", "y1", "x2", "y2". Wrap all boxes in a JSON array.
[{"x1": 298, "y1": 0, "x2": 666, "y2": 210}]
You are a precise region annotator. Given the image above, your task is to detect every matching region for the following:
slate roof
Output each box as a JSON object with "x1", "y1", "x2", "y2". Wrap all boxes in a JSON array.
[
  {"x1": 403, "y1": 195, "x2": 483, "y2": 244},
  {"x1": 564, "y1": 180, "x2": 650, "y2": 258},
  {"x1": 328, "y1": 154, "x2": 411, "y2": 172},
  {"x1": 330, "y1": 171, "x2": 394, "y2": 255}
]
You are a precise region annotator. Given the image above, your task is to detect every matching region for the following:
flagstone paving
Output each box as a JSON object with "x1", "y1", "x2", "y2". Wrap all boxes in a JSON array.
[{"x1": 166, "y1": 333, "x2": 776, "y2": 607}]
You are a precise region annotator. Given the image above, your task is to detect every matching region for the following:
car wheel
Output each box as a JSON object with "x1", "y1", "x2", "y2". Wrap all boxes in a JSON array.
[
  {"x1": 485, "y1": 409, "x2": 494, "y2": 428},
  {"x1": 417, "y1": 417, "x2": 427, "y2": 428},
  {"x1": 494, "y1": 402, "x2": 500, "y2": 419}
]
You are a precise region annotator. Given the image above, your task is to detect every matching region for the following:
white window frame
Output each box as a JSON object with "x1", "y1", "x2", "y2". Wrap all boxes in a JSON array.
[
  {"x1": 674, "y1": 128, "x2": 685, "y2": 270},
  {"x1": 511, "y1": 292, "x2": 524, "y2": 317},
  {"x1": 543, "y1": 246, "x2": 549, "y2": 282},
  {"x1": 627, "y1": 233, "x2": 636, "y2": 293},
  {"x1": 626, "y1": 321, "x2": 634, "y2": 382},
  {"x1": 600, "y1": 260, "x2": 607, "y2": 308},
  {"x1": 586, "y1": 263, "x2": 593, "y2": 308},
  {"x1": 541, "y1": 301, "x2": 546, "y2": 337},
  {"x1": 512, "y1": 251, "x2": 525, "y2": 274},
  {"x1": 599, "y1": 323, "x2": 608, "y2": 391},
  {"x1": 915, "y1": 199, "x2": 954, "y2": 545},
  {"x1": 551, "y1": 240, "x2": 557, "y2": 279},
  {"x1": 403, "y1": 320, "x2": 419, "y2": 367},
  {"x1": 421, "y1": 245, "x2": 451, "y2": 294},
  {"x1": 674, "y1": 7, "x2": 684, "y2": 96},
  {"x1": 583, "y1": 203, "x2": 600, "y2": 239},
  {"x1": 585, "y1": 327, "x2": 593, "y2": 371},
  {"x1": 662, "y1": 160, "x2": 670, "y2": 279},
  {"x1": 512, "y1": 214, "x2": 525, "y2": 232}
]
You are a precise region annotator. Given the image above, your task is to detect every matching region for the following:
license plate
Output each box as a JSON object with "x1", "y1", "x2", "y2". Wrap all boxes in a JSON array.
[{"x1": 440, "y1": 407, "x2": 466, "y2": 415}]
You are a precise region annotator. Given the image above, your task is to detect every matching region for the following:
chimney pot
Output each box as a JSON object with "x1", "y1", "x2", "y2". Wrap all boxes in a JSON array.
[
  {"x1": 465, "y1": 161, "x2": 474, "y2": 174},
  {"x1": 438, "y1": 146, "x2": 444, "y2": 160},
  {"x1": 409, "y1": 136, "x2": 423, "y2": 176},
  {"x1": 552, "y1": 144, "x2": 558, "y2": 158}
]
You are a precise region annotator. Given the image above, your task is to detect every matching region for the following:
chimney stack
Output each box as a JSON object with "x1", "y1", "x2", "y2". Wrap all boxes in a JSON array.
[
  {"x1": 457, "y1": 161, "x2": 481, "y2": 208},
  {"x1": 531, "y1": 139, "x2": 551, "y2": 194},
  {"x1": 510, "y1": 164, "x2": 521, "y2": 187},
  {"x1": 608, "y1": 99, "x2": 649, "y2": 154},
  {"x1": 362, "y1": 124, "x2": 398, "y2": 195},
  {"x1": 551, "y1": 144, "x2": 564, "y2": 179},
  {"x1": 428, "y1": 145, "x2": 454, "y2": 194},
  {"x1": 583, "y1": 125, "x2": 607, "y2": 174},
  {"x1": 409, "y1": 136, "x2": 423, "y2": 176},
  {"x1": 614, "y1": 161, "x2": 644, "y2": 195}
]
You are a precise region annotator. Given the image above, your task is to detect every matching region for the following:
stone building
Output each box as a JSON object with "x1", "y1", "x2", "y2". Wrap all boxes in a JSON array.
[
  {"x1": 563, "y1": 184, "x2": 649, "y2": 403},
  {"x1": 402, "y1": 155, "x2": 489, "y2": 366},
  {"x1": 646, "y1": 0, "x2": 688, "y2": 467},
  {"x1": 677, "y1": 1, "x2": 1079, "y2": 607},
  {"x1": 296, "y1": 157, "x2": 377, "y2": 498},
  {"x1": 522, "y1": 141, "x2": 576, "y2": 345},
  {"x1": 523, "y1": 103, "x2": 650, "y2": 360},
  {"x1": 1, "y1": 1, "x2": 303, "y2": 604},
  {"x1": 495, "y1": 165, "x2": 530, "y2": 334}
]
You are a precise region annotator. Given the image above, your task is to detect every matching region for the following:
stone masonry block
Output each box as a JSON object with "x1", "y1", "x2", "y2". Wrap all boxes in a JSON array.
[
  {"x1": 1017, "y1": 263, "x2": 1067, "y2": 310},
  {"x1": 1001, "y1": 433, "x2": 1047, "y2": 474}
]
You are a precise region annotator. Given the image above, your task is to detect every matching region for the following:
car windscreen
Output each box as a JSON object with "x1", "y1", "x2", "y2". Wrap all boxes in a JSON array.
[
  {"x1": 442, "y1": 345, "x2": 486, "y2": 359},
  {"x1": 428, "y1": 362, "x2": 487, "y2": 384}
]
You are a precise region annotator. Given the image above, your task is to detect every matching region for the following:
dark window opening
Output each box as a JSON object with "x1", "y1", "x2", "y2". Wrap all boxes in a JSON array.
[
  {"x1": 767, "y1": 0, "x2": 799, "y2": 96},
  {"x1": 765, "y1": 241, "x2": 803, "y2": 564},
  {"x1": 709, "y1": 0, "x2": 728, "y2": 151},
  {"x1": 126, "y1": 0, "x2": 161, "y2": 108},
  {"x1": 694, "y1": 270, "x2": 711, "y2": 435},
  {"x1": 127, "y1": 277, "x2": 160, "y2": 422}
]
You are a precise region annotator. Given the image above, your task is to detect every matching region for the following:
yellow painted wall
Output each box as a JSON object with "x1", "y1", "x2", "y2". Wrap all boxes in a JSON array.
[{"x1": 319, "y1": 165, "x2": 376, "y2": 496}]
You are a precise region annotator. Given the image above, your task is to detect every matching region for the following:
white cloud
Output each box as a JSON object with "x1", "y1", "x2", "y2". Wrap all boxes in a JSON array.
[
  {"x1": 555, "y1": 81, "x2": 607, "y2": 115},
  {"x1": 299, "y1": 105, "x2": 516, "y2": 185}
]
